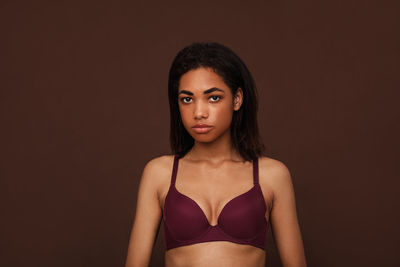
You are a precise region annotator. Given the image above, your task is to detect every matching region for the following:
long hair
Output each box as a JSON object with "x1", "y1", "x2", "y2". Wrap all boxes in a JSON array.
[{"x1": 168, "y1": 42, "x2": 266, "y2": 161}]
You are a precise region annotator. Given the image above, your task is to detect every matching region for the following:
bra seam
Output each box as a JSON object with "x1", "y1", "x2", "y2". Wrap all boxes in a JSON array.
[
  {"x1": 166, "y1": 238, "x2": 266, "y2": 252},
  {"x1": 164, "y1": 218, "x2": 267, "y2": 243},
  {"x1": 220, "y1": 224, "x2": 268, "y2": 242},
  {"x1": 164, "y1": 218, "x2": 214, "y2": 242},
  {"x1": 166, "y1": 242, "x2": 266, "y2": 252}
]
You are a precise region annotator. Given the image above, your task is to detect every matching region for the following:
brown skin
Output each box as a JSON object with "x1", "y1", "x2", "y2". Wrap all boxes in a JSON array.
[{"x1": 125, "y1": 67, "x2": 307, "y2": 267}]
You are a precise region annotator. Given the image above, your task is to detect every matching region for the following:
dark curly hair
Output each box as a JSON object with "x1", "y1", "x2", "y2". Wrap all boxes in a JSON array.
[{"x1": 168, "y1": 42, "x2": 266, "y2": 161}]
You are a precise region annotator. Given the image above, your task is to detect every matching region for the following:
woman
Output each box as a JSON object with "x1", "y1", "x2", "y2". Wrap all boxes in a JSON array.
[{"x1": 125, "y1": 42, "x2": 307, "y2": 267}]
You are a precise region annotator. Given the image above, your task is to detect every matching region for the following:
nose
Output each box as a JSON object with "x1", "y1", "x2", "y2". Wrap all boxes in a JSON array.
[{"x1": 193, "y1": 101, "x2": 208, "y2": 119}]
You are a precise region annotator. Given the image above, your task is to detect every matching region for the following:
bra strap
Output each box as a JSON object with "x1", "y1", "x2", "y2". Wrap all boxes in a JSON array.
[
  {"x1": 253, "y1": 157, "x2": 259, "y2": 184},
  {"x1": 171, "y1": 154, "x2": 179, "y2": 185}
]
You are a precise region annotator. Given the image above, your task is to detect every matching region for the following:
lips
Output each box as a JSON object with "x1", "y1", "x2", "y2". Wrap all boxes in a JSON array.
[
  {"x1": 192, "y1": 124, "x2": 213, "y2": 134},
  {"x1": 193, "y1": 124, "x2": 211, "y2": 128}
]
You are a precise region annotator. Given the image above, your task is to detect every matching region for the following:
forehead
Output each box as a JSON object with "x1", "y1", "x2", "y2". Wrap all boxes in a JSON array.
[{"x1": 178, "y1": 67, "x2": 230, "y2": 93}]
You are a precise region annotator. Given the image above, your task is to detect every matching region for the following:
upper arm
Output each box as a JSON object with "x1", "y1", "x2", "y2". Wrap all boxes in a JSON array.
[
  {"x1": 125, "y1": 157, "x2": 166, "y2": 267},
  {"x1": 267, "y1": 160, "x2": 307, "y2": 267}
]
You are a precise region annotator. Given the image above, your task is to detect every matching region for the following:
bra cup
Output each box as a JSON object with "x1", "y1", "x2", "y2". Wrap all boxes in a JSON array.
[
  {"x1": 218, "y1": 187, "x2": 267, "y2": 240},
  {"x1": 163, "y1": 155, "x2": 269, "y2": 250},
  {"x1": 164, "y1": 189, "x2": 210, "y2": 241}
]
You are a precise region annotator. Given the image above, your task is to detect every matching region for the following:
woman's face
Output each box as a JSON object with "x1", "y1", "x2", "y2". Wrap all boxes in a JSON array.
[{"x1": 178, "y1": 67, "x2": 242, "y2": 143}]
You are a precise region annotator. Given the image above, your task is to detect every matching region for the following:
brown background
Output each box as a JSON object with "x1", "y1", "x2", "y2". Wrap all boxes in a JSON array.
[{"x1": 1, "y1": 0, "x2": 399, "y2": 266}]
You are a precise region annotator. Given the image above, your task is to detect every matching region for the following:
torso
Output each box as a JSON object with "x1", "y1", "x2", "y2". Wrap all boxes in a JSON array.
[{"x1": 156, "y1": 154, "x2": 275, "y2": 267}]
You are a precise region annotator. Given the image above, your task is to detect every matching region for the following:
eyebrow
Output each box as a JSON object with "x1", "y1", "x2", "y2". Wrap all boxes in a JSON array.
[{"x1": 178, "y1": 87, "x2": 225, "y2": 96}]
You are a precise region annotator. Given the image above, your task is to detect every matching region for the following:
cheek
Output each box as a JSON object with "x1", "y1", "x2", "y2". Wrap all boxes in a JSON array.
[
  {"x1": 212, "y1": 104, "x2": 234, "y2": 125},
  {"x1": 178, "y1": 106, "x2": 191, "y2": 125}
]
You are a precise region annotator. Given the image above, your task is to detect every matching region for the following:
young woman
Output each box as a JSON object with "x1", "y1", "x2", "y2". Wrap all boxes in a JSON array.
[{"x1": 125, "y1": 42, "x2": 307, "y2": 267}]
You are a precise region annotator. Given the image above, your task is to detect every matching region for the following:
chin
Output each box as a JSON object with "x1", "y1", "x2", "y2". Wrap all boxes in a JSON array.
[
  {"x1": 194, "y1": 132, "x2": 228, "y2": 144},
  {"x1": 193, "y1": 136, "x2": 214, "y2": 142},
  {"x1": 191, "y1": 133, "x2": 216, "y2": 143}
]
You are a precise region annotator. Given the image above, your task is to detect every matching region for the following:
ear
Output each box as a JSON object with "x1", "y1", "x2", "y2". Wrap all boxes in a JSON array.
[{"x1": 233, "y1": 87, "x2": 243, "y2": 111}]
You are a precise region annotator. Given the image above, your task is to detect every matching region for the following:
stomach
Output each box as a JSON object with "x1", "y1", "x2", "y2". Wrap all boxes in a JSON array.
[{"x1": 165, "y1": 241, "x2": 266, "y2": 267}]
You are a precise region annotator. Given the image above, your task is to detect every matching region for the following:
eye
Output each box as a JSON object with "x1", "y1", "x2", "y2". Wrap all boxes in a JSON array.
[
  {"x1": 180, "y1": 97, "x2": 192, "y2": 104},
  {"x1": 210, "y1": 95, "x2": 221, "y2": 102}
]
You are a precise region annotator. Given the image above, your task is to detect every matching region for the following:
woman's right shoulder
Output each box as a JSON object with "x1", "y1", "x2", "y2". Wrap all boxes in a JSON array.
[
  {"x1": 138, "y1": 154, "x2": 175, "y2": 197},
  {"x1": 143, "y1": 154, "x2": 175, "y2": 174},
  {"x1": 139, "y1": 154, "x2": 175, "y2": 188}
]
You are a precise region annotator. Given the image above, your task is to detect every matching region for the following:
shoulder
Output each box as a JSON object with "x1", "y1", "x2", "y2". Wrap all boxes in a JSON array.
[
  {"x1": 143, "y1": 154, "x2": 175, "y2": 174},
  {"x1": 139, "y1": 154, "x2": 175, "y2": 193},
  {"x1": 257, "y1": 156, "x2": 293, "y2": 201},
  {"x1": 141, "y1": 154, "x2": 175, "y2": 182}
]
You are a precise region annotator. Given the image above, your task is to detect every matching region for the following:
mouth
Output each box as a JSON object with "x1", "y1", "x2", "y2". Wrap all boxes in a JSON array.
[{"x1": 192, "y1": 125, "x2": 213, "y2": 134}]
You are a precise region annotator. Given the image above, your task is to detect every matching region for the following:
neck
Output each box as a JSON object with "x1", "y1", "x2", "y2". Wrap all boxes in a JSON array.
[{"x1": 185, "y1": 128, "x2": 243, "y2": 163}]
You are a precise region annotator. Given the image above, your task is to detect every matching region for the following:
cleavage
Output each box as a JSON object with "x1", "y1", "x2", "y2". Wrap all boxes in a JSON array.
[{"x1": 174, "y1": 175, "x2": 254, "y2": 226}]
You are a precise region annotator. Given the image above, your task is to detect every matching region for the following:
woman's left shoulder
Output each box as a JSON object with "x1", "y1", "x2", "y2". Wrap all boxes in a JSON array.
[{"x1": 257, "y1": 156, "x2": 292, "y2": 191}]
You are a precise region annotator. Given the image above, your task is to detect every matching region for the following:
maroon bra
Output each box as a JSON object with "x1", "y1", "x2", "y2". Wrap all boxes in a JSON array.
[{"x1": 163, "y1": 154, "x2": 269, "y2": 251}]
